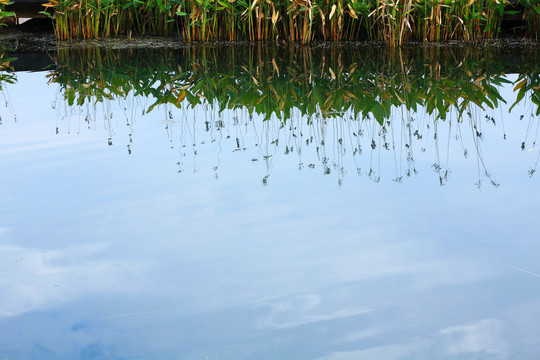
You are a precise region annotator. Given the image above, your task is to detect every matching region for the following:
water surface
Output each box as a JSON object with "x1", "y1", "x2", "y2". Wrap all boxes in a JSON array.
[{"x1": 0, "y1": 45, "x2": 539, "y2": 360}]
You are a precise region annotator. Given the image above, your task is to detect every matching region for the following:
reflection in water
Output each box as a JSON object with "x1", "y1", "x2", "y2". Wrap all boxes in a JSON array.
[
  {"x1": 1, "y1": 45, "x2": 540, "y2": 360},
  {"x1": 0, "y1": 48, "x2": 17, "y2": 125},
  {"x1": 37, "y1": 45, "x2": 540, "y2": 185},
  {"x1": 50, "y1": 45, "x2": 536, "y2": 120}
]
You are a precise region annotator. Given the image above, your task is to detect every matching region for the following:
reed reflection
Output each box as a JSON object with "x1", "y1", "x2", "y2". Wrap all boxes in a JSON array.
[
  {"x1": 27, "y1": 46, "x2": 540, "y2": 184},
  {"x1": 0, "y1": 48, "x2": 17, "y2": 125}
]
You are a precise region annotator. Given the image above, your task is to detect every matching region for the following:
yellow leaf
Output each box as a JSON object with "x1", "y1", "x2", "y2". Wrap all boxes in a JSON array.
[
  {"x1": 344, "y1": 90, "x2": 357, "y2": 100},
  {"x1": 272, "y1": 6, "x2": 279, "y2": 24},
  {"x1": 319, "y1": 8, "x2": 325, "y2": 25},
  {"x1": 514, "y1": 79, "x2": 527, "y2": 92},
  {"x1": 473, "y1": 75, "x2": 486, "y2": 84},
  {"x1": 290, "y1": 87, "x2": 297, "y2": 100},
  {"x1": 177, "y1": 91, "x2": 186, "y2": 103},
  {"x1": 329, "y1": 67, "x2": 336, "y2": 80},
  {"x1": 329, "y1": 4, "x2": 336, "y2": 20},
  {"x1": 347, "y1": 4, "x2": 358, "y2": 19},
  {"x1": 272, "y1": 58, "x2": 279, "y2": 75}
]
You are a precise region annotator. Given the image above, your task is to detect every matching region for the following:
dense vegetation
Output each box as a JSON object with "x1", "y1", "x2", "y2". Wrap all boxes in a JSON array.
[
  {"x1": 48, "y1": 46, "x2": 540, "y2": 121},
  {"x1": 21, "y1": 0, "x2": 540, "y2": 44}
]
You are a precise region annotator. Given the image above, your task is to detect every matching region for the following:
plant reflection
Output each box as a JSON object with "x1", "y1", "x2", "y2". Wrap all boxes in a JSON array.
[
  {"x1": 24, "y1": 46, "x2": 540, "y2": 184},
  {"x1": 0, "y1": 47, "x2": 17, "y2": 124},
  {"x1": 51, "y1": 46, "x2": 520, "y2": 121}
]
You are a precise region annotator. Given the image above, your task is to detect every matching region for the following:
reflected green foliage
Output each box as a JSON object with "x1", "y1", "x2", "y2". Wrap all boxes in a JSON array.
[
  {"x1": 40, "y1": 45, "x2": 540, "y2": 185},
  {"x1": 511, "y1": 72, "x2": 540, "y2": 115},
  {"x1": 50, "y1": 45, "x2": 539, "y2": 123},
  {"x1": 0, "y1": 47, "x2": 16, "y2": 89}
]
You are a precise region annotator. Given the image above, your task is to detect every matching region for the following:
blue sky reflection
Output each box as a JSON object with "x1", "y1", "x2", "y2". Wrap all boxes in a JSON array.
[{"x1": 0, "y1": 69, "x2": 539, "y2": 360}]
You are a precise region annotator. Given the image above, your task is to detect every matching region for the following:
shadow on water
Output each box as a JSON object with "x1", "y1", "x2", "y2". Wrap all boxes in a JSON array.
[{"x1": 3, "y1": 44, "x2": 540, "y2": 185}]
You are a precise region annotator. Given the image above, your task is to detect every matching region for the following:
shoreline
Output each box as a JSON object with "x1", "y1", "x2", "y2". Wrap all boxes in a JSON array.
[{"x1": 1, "y1": 26, "x2": 539, "y2": 53}]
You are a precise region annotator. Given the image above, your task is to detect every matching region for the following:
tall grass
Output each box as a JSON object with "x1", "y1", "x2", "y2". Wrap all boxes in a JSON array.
[
  {"x1": 42, "y1": 0, "x2": 180, "y2": 39},
  {"x1": 521, "y1": 0, "x2": 540, "y2": 40},
  {"x1": 41, "y1": 0, "x2": 538, "y2": 44}
]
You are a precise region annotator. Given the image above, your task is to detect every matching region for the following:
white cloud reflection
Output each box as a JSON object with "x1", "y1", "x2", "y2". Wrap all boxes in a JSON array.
[
  {"x1": 256, "y1": 292, "x2": 378, "y2": 330},
  {"x1": 439, "y1": 319, "x2": 506, "y2": 357},
  {"x1": 0, "y1": 244, "x2": 149, "y2": 317}
]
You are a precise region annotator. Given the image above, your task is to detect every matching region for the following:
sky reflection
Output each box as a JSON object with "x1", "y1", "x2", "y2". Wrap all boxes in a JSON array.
[{"x1": 0, "y1": 49, "x2": 540, "y2": 360}]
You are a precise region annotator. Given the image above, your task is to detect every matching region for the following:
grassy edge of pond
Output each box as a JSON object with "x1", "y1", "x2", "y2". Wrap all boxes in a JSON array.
[{"x1": 2, "y1": 0, "x2": 540, "y2": 45}]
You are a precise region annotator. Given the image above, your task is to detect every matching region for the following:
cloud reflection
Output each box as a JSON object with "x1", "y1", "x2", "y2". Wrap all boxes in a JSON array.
[
  {"x1": 439, "y1": 319, "x2": 506, "y2": 357},
  {"x1": 0, "y1": 244, "x2": 149, "y2": 317}
]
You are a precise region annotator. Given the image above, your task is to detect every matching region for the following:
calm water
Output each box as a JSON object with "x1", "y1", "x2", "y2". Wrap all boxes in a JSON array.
[{"x1": 0, "y1": 45, "x2": 539, "y2": 360}]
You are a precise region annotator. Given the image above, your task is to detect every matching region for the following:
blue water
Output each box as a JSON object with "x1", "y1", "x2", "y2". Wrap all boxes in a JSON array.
[{"x1": 0, "y1": 48, "x2": 539, "y2": 360}]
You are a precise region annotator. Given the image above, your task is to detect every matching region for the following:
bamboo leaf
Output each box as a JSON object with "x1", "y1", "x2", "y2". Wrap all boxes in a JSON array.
[
  {"x1": 329, "y1": 67, "x2": 336, "y2": 80},
  {"x1": 513, "y1": 79, "x2": 527, "y2": 92},
  {"x1": 329, "y1": 4, "x2": 336, "y2": 19}
]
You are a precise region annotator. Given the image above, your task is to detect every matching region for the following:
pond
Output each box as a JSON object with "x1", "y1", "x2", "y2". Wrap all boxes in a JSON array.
[{"x1": 0, "y1": 42, "x2": 539, "y2": 360}]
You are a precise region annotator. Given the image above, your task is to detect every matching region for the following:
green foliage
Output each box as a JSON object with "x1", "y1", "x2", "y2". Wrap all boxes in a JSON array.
[
  {"x1": 49, "y1": 46, "x2": 540, "y2": 122},
  {"x1": 520, "y1": 0, "x2": 540, "y2": 39},
  {"x1": 42, "y1": 0, "x2": 540, "y2": 44},
  {"x1": 0, "y1": 0, "x2": 15, "y2": 27},
  {"x1": 0, "y1": 46, "x2": 17, "y2": 89}
]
